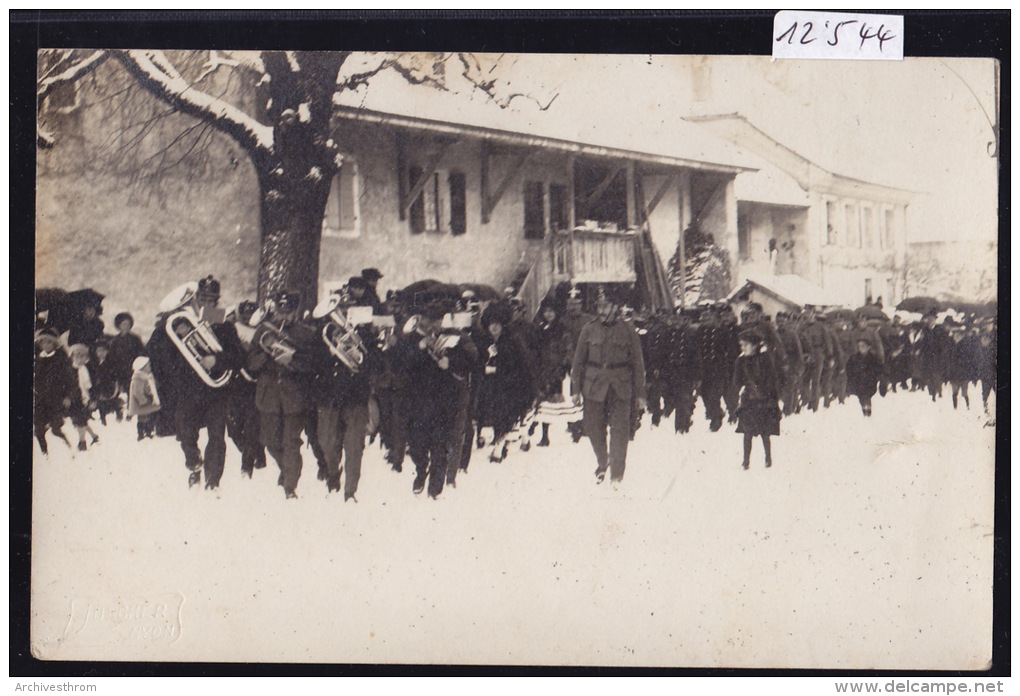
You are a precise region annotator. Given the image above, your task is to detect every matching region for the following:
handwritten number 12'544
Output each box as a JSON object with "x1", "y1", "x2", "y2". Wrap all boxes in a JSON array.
[{"x1": 775, "y1": 20, "x2": 897, "y2": 51}]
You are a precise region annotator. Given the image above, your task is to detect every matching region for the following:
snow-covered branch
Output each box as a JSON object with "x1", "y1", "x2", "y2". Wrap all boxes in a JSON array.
[
  {"x1": 194, "y1": 50, "x2": 241, "y2": 84},
  {"x1": 112, "y1": 49, "x2": 274, "y2": 165},
  {"x1": 37, "y1": 50, "x2": 110, "y2": 103}
]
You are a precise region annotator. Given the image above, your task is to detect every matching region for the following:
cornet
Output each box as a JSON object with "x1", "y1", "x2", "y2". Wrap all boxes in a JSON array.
[{"x1": 312, "y1": 294, "x2": 367, "y2": 373}]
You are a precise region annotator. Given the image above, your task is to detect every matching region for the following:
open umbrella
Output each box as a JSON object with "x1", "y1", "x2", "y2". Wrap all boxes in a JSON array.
[
  {"x1": 400, "y1": 279, "x2": 464, "y2": 309},
  {"x1": 826, "y1": 308, "x2": 855, "y2": 322},
  {"x1": 458, "y1": 283, "x2": 503, "y2": 302},
  {"x1": 855, "y1": 304, "x2": 889, "y2": 321},
  {"x1": 35, "y1": 287, "x2": 71, "y2": 331},
  {"x1": 896, "y1": 296, "x2": 943, "y2": 314}
]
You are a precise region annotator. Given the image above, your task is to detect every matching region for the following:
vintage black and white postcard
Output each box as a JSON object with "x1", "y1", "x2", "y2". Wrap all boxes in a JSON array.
[{"x1": 23, "y1": 14, "x2": 1002, "y2": 672}]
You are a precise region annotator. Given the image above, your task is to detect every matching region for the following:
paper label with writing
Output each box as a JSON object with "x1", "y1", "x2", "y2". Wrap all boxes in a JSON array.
[{"x1": 773, "y1": 11, "x2": 903, "y2": 61}]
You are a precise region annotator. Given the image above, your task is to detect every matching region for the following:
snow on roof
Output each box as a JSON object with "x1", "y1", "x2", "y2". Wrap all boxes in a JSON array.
[
  {"x1": 732, "y1": 157, "x2": 812, "y2": 207},
  {"x1": 686, "y1": 113, "x2": 914, "y2": 203},
  {"x1": 333, "y1": 60, "x2": 755, "y2": 173},
  {"x1": 728, "y1": 273, "x2": 844, "y2": 307}
]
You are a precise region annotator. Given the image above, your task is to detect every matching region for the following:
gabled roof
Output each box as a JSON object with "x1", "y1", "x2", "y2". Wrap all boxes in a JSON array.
[
  {"x1": 686, "y1": 114, "x2": 914, "y2": 205},
  {"x1": 728, "y1": 273, "x2": 844, "y2": 308}
]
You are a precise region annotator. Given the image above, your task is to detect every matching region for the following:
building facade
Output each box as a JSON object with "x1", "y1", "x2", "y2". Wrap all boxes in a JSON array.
[{"x1": 688, "y1": 114, "x2": 912, "y2": 308}]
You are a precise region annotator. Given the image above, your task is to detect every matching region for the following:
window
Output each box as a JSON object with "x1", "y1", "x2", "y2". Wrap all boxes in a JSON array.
[
  {"x1": 826, "y1": 201, "x2": 838, "y2": 246},
  {"x1": 861, "y1": 206, "x2": 874, "y2": 248},
  {"x1": 844, "y1": 203, "x2": 859, "y2": 248},
  {"x1": 409, "y1": 166, "x2": 467, "y2": 236},
  {"x1": 883, "y1": 208, "x2": 895, "y2": 249},
  {"x1": 409, "y1": 166, "x2": 439, "y2": 235},
  {"x1": 448, "y1": 171, "x2": 466, "y2": 236},
  {"x1": 549, "y1": 184, "x2": 569, "y2": 232},
  {"x1": 737, "y1": 216, "x2": 751, "y2": 261},
  {"x1": 322, "y1": 160, "x2": 360, "y2": 238},
  {"x1": 524, "y1": 180, "x2": 546, "y2": 239},
  {"x1": 864, "y1": 278, "x2": 873, "y2": 304}
]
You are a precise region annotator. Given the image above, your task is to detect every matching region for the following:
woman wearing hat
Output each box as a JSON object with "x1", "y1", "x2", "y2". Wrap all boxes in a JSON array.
[
  {"x1": 733, "y1": 328, "x2": 782, "y2": 470},
  {"x1": 475, "y1": 302, "x2": 533, "y2": 463}
]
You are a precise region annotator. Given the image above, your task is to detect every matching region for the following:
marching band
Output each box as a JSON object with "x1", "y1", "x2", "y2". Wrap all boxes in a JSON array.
[{"x1": 33, "y1": 270, "x2": 997, "y2": 501}]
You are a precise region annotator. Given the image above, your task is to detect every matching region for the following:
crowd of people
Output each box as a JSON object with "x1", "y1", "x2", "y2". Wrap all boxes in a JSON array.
[{"x1": 33, "y1": 269, "x2": 997, "y2": 500}]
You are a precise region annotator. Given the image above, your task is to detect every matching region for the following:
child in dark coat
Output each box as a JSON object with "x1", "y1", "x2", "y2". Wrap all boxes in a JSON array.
[
  {"x1": 34, "y1": 329, "x2": 75, "y2": 454},
  {"x1": 732, "y1": 330, "x2": 781, "y2": 470},
  {"x1": 846, "y1": 338, "x2": 883, "y2": 416},
  {"x1": 108, "y1": 312, "x2": 146, "y2": 398},
  {"x1": 90, "y1": 340, "x2": 123, "y2": 425}
]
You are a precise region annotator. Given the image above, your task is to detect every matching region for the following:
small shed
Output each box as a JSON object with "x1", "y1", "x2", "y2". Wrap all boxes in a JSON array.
[{"x1": 727, "y1": 273, "x2": 843, "y2": 318}]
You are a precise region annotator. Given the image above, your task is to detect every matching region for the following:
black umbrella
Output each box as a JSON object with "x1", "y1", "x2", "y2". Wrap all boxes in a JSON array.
[
  {"x1": 35, "y1": 287, "x2": 71, "y2": 331},
  {"x1": 855, "y1": 305, "x2": 889, "y2": 321},
  {"x1": 458, "y1": 283, "x2": 503, "y2": 302},
  {"x1": 826, "y1": 308, "x2": 855, "y2": 322},
  {"x1": 896, "y1": 296, "x2": 943, "y2": 314}
]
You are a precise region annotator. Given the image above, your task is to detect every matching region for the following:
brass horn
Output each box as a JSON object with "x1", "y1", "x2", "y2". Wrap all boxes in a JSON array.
[
  {"x1": 312, "y1": 294, "x2": 367, "y2": 373},
  {"x1": 249, "y1": 301, "x2": 298, "y2": 365},
  {"x1": 404, "y1": 313, "x2": 460, "y2": 365},
  {"x1": 164, "y1": 306, "x2": 233, "y2": 388}
]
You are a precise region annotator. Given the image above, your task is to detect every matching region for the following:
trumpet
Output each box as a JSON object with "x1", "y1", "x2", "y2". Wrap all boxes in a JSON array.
[
  {"x1": 312, "y1": 294, "x2": 367, "y2": 373},
  {"x1": 371, "y1": 314, "x2": 397, "y2": 350},
  {"x1": 249, "y1": 303, "x2": 298, "y2": 365},
  {"x1": 164, "y1": 306, "x2": 233, "y2": 388}
]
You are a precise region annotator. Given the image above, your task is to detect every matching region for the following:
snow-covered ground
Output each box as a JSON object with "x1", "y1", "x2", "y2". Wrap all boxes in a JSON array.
[{"x1": 29, "y1": 389, "x2": 995, "y2": 669}]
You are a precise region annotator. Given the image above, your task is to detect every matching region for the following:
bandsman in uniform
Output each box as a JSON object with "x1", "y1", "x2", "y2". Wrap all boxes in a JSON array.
[
  {"x1": 147, "y1": 276, "x2": 245, "y2": 490},
  {"x1": 310, "y1": 290, "x2": 383, "y2": 502},
  {"x1": 393, "y1": 302, "x2": 474, "y2": 499},
  {"x1": 246, "y1": 291, "x2": 318, "y2": 499}
]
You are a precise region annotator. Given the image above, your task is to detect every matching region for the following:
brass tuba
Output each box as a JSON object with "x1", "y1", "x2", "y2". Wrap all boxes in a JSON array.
[
  {"x1": 248, "y1": 302, "x2": 298, "y2": 365},
  {"x1": 312, "y1": 294, "x2": 367, "y2": 373},
  {"x1": 160, "y1": 283, "x2": 233, "y2": 388}
]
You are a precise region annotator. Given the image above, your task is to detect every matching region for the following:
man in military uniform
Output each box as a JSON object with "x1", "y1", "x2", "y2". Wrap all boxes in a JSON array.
[
  {"x1": 775, "y1": 312, "x2": 805, "y2": 414},
  {"x1": 697, "y1": 303, "x2": 739, "y2": 431},
  {"x1": 667, "y1": 310, "x2": 703, "y2": 434},
  {"x1": 147, "y1": 276, "x2": 245, "y2": 490},
  {"x1": 246, "y1": 291, "x2": 318, "y2": 499},
  {"x1": 570, "y1": 289, "x2": 647, "y2": 487},
  {"x1": 797, "y1": 305, "x2": 836, "y2": 412}
]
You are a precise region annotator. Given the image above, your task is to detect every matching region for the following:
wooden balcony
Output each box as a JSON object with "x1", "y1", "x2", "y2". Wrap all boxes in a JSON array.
[{"x1": 517, "y1": 226, "x2": 672, "y2": 318}]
